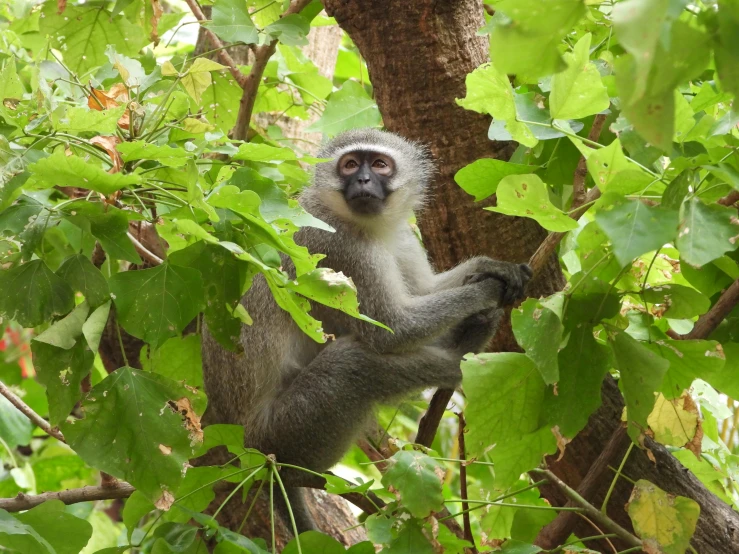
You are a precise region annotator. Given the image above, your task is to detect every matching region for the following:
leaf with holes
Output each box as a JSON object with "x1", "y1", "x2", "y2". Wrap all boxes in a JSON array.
[
  {"x1": 678, "y1": 197, "x2": 739, "y2": 267},
  {"x1": 0, "y1": 260, "x2": 74, "y2": 327},
  {"x1": 487, "y1": 174, "x2": 578, "y2": 232},
  {"x1": 382, "y1": 450, "x2": 445, "y2": 518}
]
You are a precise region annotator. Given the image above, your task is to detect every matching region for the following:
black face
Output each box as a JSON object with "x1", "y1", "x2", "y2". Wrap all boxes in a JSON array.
[{"x1": 338, "y1": 150, "x2": 395, "y2": 215}]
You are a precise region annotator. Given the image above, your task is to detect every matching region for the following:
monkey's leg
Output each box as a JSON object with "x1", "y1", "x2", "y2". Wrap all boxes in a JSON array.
[{"x1": 254, "y1": 338, "x2": 461, "y2": 475}]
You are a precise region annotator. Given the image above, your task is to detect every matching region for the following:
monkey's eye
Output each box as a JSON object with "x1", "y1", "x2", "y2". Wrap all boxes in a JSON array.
[
  {"x1": 344, "y1": 159, "x2": 359, "y2": 170},
  {"x1": 372, "y1": 159, "x2": 387, "y2": 169}
]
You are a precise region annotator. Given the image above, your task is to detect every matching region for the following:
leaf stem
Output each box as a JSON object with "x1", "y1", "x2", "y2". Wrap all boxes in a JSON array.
[
  {"x1": 601, "y1": 442, "x2": 634, "y2": 512},
  {"x1": 273, "y1": 465, "x2": 302, "y2": 553}
]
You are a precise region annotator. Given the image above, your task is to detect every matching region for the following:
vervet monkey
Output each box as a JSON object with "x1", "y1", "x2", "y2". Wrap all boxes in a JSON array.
[{"x1": 202, "y1": 129, "x2": 532, "y2": 530}]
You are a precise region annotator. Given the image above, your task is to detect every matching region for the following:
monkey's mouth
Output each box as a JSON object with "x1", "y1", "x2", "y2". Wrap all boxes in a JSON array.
[{"x1": 347, "y1": 194, "x2": 385, "y2": 215}]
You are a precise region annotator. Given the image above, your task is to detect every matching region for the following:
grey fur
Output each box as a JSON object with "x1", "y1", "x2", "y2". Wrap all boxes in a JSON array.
[{"x1": 201, "y1": 129, "x2": 530, "y2": 530}]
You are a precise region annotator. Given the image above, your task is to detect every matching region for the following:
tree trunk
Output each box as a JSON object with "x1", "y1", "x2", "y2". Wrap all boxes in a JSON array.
[{"x1": 323, "y1": 1, "x2": 739, "y2": 553}]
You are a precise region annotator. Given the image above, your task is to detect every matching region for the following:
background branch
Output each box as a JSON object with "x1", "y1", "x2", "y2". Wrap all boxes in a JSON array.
[
  {"x1": 683, "y1": 277, "x2": 739, "y2": 340},
  {"x1": 0, "y1": 481, "x2": 134, "y2": 512},
  {"x1": 0, "y1": 380, "x2": 66, "y2": 443}
]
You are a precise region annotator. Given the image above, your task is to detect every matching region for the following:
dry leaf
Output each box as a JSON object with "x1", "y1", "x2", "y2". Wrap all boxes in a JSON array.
[
  {"x1": 57, "y1": 0, "x2": 66, "y2": 14},
  {"x1": 171, "y1": 397, "x2": 203, "y2": 444},
  {"x1": 90, "y1": 135, "x2": 123, "y2": 173},
  {"x1": 150, "y1": 0, "x2": 163, "y2": 44},
  {"x1": 154, "y1": 489, "x2": 175, "y2": 510},
  {"x1": 551, "y1": 425, "x2": 571, "y2": 461}
]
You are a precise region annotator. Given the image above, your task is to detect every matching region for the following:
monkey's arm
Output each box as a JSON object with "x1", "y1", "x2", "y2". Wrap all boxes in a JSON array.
[{"x1": 430, "y1": 257, "x2": 533, "y2": 302}]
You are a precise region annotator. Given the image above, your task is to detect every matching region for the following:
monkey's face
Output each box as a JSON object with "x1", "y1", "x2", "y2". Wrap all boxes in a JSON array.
[{"x1": 337, "y1": 150, "x2": 396, "y2": 215}]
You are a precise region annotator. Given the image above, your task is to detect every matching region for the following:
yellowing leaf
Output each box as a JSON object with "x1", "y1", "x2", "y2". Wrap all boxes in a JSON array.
[
  {"x1": 626, "y1": 480, "x2": 700, "y2": 554},
  {"x1": 647, "y1": 393, "x2": 699, "y2": 448},
  {"x1": 181, "y1": 58, "x2": 228, "y2": 103}
]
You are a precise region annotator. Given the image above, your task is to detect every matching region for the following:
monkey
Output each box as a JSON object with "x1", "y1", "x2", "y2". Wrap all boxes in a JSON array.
[{"x1": 201, "y1": 128, "x2": 532, "y2": 532}]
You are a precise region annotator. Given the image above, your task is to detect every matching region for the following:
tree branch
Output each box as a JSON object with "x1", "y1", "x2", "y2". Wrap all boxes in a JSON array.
[
  {"x1": 571, "y1": 114, "x2": 607, "y2": 209},
  {"x1": 0, "y1": 481, "x2": 135, "y2": 512},
  {"x1": 415, "y1": 388, "x2": 454, "y2": 447},
  {"x1": 127, "y1": 232, "x2": 164, "y2": 266},
  {"x1": 533, "y1": 426, "x2": 629, "y2": 549},
  {"x1": 183, "y1": 0, "x2": 248, "y2": 87},
  {"x1": 0, "y1": 380, "x2": 66, "y2": 443},
  {"x1": 231, "y1": 0, "x2": 313, "y2": 141},
  {"x1": 529, "y1": 468, "x2": 642, "y2": 550},
  {"x1": 718, "y1": 190, "x2": 739, "y2": 207},
  {"x1": 682, "y1": 277, "x2": 739, "y2": 340}
]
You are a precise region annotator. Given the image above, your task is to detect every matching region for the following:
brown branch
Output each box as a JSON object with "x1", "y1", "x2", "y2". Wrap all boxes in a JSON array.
[
  {"x1": 572, "y1": 114, "x2": 607, "y2": 209},
  {"x1": 456, "y1": 413, "x2": 476, "y2": 553},
  {"x1": 232, "y1": 0, "x2": 313, "y2": 140},
  {"x1": 533, "y1": 425, "x2": 629, "y2": 549},
  {"x1": 416, "y1": 389, "x2": 454, "y2": 447},
  {"x1": 718, "y1": 190, "x2": 739, "y2": 207},
  {"x1": 0, "y1": 481, "x2": 134, "y2": 512},
  {"x1": 682, "y1": 277, "x2": 739, "y2": 340},
  {"x1": 183, "y1": 0, "x2": 248, "y2": 87},
  {"x1": 0, "y1": 380, "x2": 66, "y2": 443},
  {"x1": 529, "y1": 468, "x2": 642, "y2": 550}
]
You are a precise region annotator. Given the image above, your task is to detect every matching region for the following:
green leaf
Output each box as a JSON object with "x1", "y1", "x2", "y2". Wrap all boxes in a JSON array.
[
  {"x1": 56, "y1": 106, "x2": 128, "y2": 134},
  {"x1": 181, "y1": 58, "x2": 228, "y2": 104},
  {"x1": 35, "y1": 301, "x2": 89, "y2": 350},
  {"x1": 208, "y1": 0, "x2": 259, "y2": 45},
  {"x1": 233, "y1": 143, "x2": 298, "y2": 163},
  {"x1": 463, "y1": 352, "x2": 547, "y2": 457},
  {"x1": 610, "y1": 331, "x2": 670, "y2": 440},
  {"x1": 545, "y1": 324, "x2": 610, "y2": 437},
  {"x1": 549, "y1": 34, "x2": 610, "y2": 120},
  {"x1": 82, "y1": 301, "x2": 112, "y2": 353},
  {"x1": 566, "y1": 273, "x2": 621, "y2": 323},
  {"x1": 61, "y1": 367, "x2": 200, "y2": 505},
  {"x1": 283, "y1": 531, "x2": 345, "y2": 554},
  {"x1": 117, "y1": 142, "x2": 191, "y2": 168},
  {"x1": 381, "y1": 450, "x2": 445, "y2": 518},
  {"x1": 0, "y1": 500, "x2": 93, "y2": 554},
  {"x1": 109, "y1": 263, "x2": 204, "y2": 349},
  {"x1": 365, "y1": 514, "x2": 393, "y2": 545},
  {"x1": 487, "y1": 174, "x2": 578, "y2": 232},
  {"x1": 0, "y1": 392, "x2": 33, "y2": 448},
  {"x1": 201, "y1": 72, "x2": 243, "y2": 133},
  {"x1": 511, "y1": 297, "x2": 563, "y2": 384},
  {"x1": 626, "y1": 480, "x2": 700, "y2": 554},
  {"x1": 715, "y1": 0, "x2": 739, "y2": 98},
  {"x1": 677, "y1": 197, "x2": 739, "y2": 268},
  {"x1": 27, "y1": 150, "x2": 141, "y2": 195},
  {"x1": 0, "y1": 59, "x2": 24, "y2": 101},
  {"x1": 122, "y1": 491, "x2": 155, "y2": 540},
  {"x1": 488, "y1": 0, "x2": 586, "y2": 78},
  {"x1": 32, "y1": 339, "x2": 94, "y2": 426},
  {"x1": 383, "y1": 520, "x2": 434, "y2": 554},
  {"x1": 306, "y1": 80, "x2": 381, "y2": 136},
  {"x1": 64, "y1": 203, "x2": 143, "y2": 264},
  {"x1": 642, "y1": 284, "x2": 710, "y2": 320},
  {"x1": 56, "y1": 254, "x2": 110, "y2": 308},
  {"x1": 39, "y1": 4, "x2": 147, "y2": 74},
  {"x1": 454, "y1": 159, "x2": 536, "y2": 202},
  {"x1": 264, "y1": 14, "x2": 310, "y2": 47},
  {"x1": 595, "y1": 196, "x2": 678, "y2": 266},
  {"x1": 488, "y1": 427, "x2": 557, "y2": 489},
  {"x1": 585, "y1": 139, "x2": 652, "y2": 194},
  {"x1": 286, "y1": 268, "x2": 390, "y2": 331},
  {"x1": 141, "y1": 335, "x2": 203, "y2": 389},
  {"x1": 0, "y1": 260, "x2": 75, "y2": 327},
  {"x1": 456, "y1": 63, "x2": 516, "y2": 119},
  {"x1": 169, "y1": 243, "x2": 251, "y2": 350}
]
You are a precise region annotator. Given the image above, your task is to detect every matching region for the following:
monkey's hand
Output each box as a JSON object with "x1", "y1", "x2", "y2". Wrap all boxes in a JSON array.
[{"x1": 464, "y1": 262, "x2": 532, "y2": 306}]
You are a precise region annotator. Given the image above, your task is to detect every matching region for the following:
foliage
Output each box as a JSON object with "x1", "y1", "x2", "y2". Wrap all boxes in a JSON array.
[{"x1": 0, "y1": 0, "x2": 737, "y2": 553}]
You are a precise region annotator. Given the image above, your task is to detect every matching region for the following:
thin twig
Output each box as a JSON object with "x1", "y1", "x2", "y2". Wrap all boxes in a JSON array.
[
  {"x1": 127, "y1": 232, "x2": 164, "y2": 265},
  {"x1": 456, "y1": 413, "x2": 477, "y2": 553},
  {"x1": 182, "y1": 0, "x2": 248, "y2": 87},
  {"x1": 0, "y1": 381, "x2": 66, "y2": 443},
  {"x1": 0, "y1": 481, "x2": 134, "y2": 512},
  {"x1": 529, "y1": 468, "x2": 642, "y2": 550}
]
